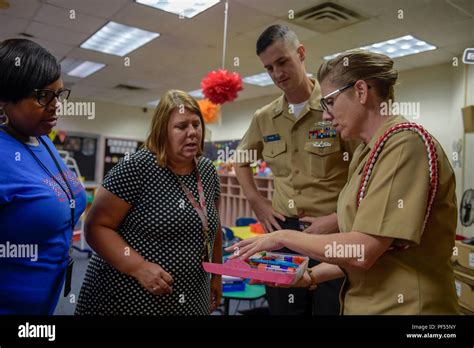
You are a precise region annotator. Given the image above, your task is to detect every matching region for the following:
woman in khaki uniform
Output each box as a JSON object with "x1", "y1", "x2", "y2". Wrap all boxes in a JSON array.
[{"x1": 227, "y1": 50, "x2": 459, "y2": 315}]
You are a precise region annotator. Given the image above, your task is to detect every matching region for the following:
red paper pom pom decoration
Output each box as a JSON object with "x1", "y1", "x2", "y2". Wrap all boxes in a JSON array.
[{"x1": 201, "y1": 69, "x2": 243, "y2": 105}]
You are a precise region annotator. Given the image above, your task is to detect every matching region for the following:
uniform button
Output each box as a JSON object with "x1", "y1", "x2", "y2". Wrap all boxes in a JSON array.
[
  {"x1": 295, "y1": 169, "x2": 299, "y2": 174},
  {"x1": 294, "y1": 148, "x2": 298, "y2": 153}
]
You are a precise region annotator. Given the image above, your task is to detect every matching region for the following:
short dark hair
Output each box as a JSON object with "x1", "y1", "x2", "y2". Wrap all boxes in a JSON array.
[
  {"x1": 256, "y1": 24, "x2": 298, "y2": 55},
  {"x1": 0, "y1": 39, "x2": 61, "y2": 103}
]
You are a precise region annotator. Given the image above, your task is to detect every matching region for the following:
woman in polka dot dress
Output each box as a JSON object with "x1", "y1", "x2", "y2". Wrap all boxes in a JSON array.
[{"x1": 75, "y1": 90, "x2": 222, "y2": 315}]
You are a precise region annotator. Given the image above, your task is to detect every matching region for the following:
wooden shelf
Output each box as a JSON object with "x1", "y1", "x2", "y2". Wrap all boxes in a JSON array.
[{"x1": 218, "y1": 174, "x2": 274, "y2": 227}]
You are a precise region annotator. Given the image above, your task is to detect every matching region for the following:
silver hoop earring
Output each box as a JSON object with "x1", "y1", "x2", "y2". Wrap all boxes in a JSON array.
[{"x1": 0, "y1": 107, "x2": 8, "y2": 127}]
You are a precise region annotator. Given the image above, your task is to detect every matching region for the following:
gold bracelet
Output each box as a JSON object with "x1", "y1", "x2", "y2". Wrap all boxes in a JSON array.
[{"x1": 307, "y1": 268, "x2": 318, "y2": 290}]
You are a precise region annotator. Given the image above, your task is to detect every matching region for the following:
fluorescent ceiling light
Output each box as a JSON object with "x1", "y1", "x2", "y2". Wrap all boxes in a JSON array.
[
  {"x1": 61, "y1": 58, "x2": 106, "y2": 78},
  {"x1": 323, "y1": 35, "x2": 436, "y2": 60},
  {"x1": 243, "y1": 72, "x2": 313, "y2": 87},
  {"x1": 188, "y1": 89, "x2": 204, "y2": 99},
  {"x1": 148, "y1": 99, "x2": 160, "y2": 106},
  {"x1": 81, "y1": 21, "x2": 160, "y2": 57},
  {"x1": 135, "y1": 0, "x2": 220, "y2": 18}
]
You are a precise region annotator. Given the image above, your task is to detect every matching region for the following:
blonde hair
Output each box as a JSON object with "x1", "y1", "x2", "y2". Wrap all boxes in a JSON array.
[
  {"x1": 144, "y1": 89, "x2": 205, "y2": 166},
  {"x1": 317, "y1": 50, "x2": 398, "y2": 101}
]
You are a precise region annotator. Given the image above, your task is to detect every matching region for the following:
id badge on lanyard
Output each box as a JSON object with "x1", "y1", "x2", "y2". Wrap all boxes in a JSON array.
[{"x1": 173, "y1": 158, "x2": 212, "y2": 263}]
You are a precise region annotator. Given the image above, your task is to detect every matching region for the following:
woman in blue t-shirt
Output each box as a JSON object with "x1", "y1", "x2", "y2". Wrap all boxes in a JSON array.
[{"x1": 0, "y1": 39, "x2": 86, "y2": 314}]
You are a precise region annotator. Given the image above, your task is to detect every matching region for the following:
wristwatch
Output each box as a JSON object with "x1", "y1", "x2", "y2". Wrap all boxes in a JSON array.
[{"x1": 307, "y1": 268, "x2": 318, "y2": 291}]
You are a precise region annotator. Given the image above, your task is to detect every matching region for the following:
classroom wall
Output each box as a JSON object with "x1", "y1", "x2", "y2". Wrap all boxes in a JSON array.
[
  {"x1": 57, "y1": 100, "x2": 153, "y2": 141},
  {"x1": 452, "y1": 63, "x2": 474, "y2": 237},
  {"x1": 206, "y1": 94, "x2": 278, "y2": 140},
  {"x1": 57, "y1": 62, "x2": 474, "y2": 237},
  {"x1": 394, "y1": 62, "x2": 473, "y2": 237}
]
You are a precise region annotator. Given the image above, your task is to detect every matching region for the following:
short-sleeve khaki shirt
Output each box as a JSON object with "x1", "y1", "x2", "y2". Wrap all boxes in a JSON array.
[
  {"x1": 337, "y1": 115, "x2": 459, "y2": 314},
  {"x1": 236, "y1": 80, "x2": 358, "y2": 217}
]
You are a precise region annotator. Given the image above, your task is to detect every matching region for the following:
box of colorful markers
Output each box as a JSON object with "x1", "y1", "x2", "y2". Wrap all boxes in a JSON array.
[{"x1": 203, "y1": 251, "x2": 308, "y2": 285}]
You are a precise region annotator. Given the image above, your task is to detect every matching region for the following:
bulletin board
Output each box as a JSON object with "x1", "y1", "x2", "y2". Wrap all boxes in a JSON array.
[
  {"x1": 103, "y1": 137, "x2": 144, "y2": 177},
  {"x1": 51, "y1": 130, "x2": 98, "y2": 182}
]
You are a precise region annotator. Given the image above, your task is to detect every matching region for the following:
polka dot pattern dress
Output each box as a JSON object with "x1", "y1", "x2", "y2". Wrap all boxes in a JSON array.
[{"x1": 75, "y1": 149, "x2": 220, "y2": 315}]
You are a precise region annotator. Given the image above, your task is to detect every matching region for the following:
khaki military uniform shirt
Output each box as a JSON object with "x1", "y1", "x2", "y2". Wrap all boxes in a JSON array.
[
  {"x1": 337, "y1": 115, "x2": 459, "y2": 314},
  {"x1": 236, "y1": 80, "x2": 357, "y2": 217}
]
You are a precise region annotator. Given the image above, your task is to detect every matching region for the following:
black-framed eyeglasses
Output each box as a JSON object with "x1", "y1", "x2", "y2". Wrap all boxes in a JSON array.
[
  {"x1": 320, "y1": 82, "x2": 355, "y2": 112},
  {"x1": 33, "y1": 88, "x2": 71, "y2": 106}
]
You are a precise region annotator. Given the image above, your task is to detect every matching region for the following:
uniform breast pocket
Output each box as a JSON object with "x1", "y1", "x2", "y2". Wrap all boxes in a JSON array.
[
  {"x1": 262, "y1": 141, "x2": 290, "y2": 177},
  {"x1": 304, "y1": 140, "x2": 342, "y2": 178}
]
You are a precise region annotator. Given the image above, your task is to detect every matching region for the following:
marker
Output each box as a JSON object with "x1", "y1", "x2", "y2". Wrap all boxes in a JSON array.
[
  {"x1": 292, "y1": 256, "x2": 306, "y2": 264},
  {"x1": 257, "y1": 264, "x2": 296, "y2": 273},
  {"x1": 251, "y1": 259, "x2": 299, "y2": 268},
  {"x1": 258, "y1": 264, "x2": 288, "y2": 270}
]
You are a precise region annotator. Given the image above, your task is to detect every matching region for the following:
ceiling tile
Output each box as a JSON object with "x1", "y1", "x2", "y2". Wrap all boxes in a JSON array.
[
  {"x1": 233, "y1": 0, "x2": 322, "y2": 18},
  {"x1": 338, "y1": 0, "x2": 433, "y2": 17},
  {"x1": 170, "y1": 1, "x2": 276, "y2": 47},
  {"x1": 128, "y1": 34, "x2": 217, "y2": 74},
  {"x1": 26, "y1": 21, "x2": 89, "y2": 46},
  {"x1": 302, "y1": 18, "x2": 405, "y2": 60},
  {"x1": 80, "y1": 67, "x2": 125, "y2": 88},
  {"x1": 448, "y1": 0, "x2": 474, "y2": 16},
  {"x1": 442, "y1": 40, "x2": 474, "y2": 56},
  {"x1": 112, "y1": 1, "x2": 183, "y2": 35},
  {"x1": 65, "y1": 47, "x2": 123, "y2": 66},
  {"x1": 0, "y1": 14, "x2": 28, "y2": 37},
  {"x1": 34, "y1": 4, "x2": 106, "y2": 35},
  {"x1": 377, "y1": 0, "x2": 472, "y2": 34},
  {"x1": 31, "y1": 37, "x2": 73, "y2": 60},
  {"x1": 0, "y1": 0, "x2": 42, "y2": 20},
  {"x1": 415, "y1": 18, "x2": 474, "y2": 47},
  {"x1": 242, "y1": 18, "x2": 321, "y2": 43},
  {"x1": 46, "y1": 0, "x2": 129, "y2": 19},
  {"x1": 396, "y1": 47, "x2": 455, "y2": 69},
  {"x1": 227, "y1": 2, "x2": 278, "y2": 37}
]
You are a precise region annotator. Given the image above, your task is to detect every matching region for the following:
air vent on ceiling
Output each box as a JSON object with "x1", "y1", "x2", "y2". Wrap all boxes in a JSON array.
[
  {"x1": 114, "y1": 84, "x2": 147, "y2": 91},
  {"x1": 294, "y1": 2, "x2": 366, "y2": 33}
]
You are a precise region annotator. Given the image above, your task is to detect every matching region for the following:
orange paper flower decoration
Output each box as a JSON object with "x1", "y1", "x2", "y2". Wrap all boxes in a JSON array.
[{"x1": 198, "y1": 99, "x2": 221, "y2": 124}]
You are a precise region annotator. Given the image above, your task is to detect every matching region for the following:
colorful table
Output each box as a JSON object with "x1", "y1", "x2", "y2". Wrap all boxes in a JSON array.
[
  {"x1": 229, "y1": 226, "x2": 261, "y2": 240},
  {"x1": 221, "y1": 226, "x2": 266, "y2": 314},
  {"x1": 222, "y1": 283, "x2": 266, "y2": 315}
]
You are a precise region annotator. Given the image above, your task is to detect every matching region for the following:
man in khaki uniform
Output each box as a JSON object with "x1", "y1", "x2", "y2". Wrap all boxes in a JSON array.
[
  {"x1": 234, "y1": 25, "x2": 356, "y2": 315},
  {"x1": 336, "y1": 114, "x2": 459, "y2": 314}
]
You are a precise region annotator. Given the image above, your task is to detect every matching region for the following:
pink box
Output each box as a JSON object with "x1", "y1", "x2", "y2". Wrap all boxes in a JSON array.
[{"x1": 203, "y1": 252, "x2": 308, "y2": 285}]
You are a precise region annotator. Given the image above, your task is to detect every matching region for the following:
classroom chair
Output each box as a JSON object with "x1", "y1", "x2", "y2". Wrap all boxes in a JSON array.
[{"x1": 235, "y1": 217, "x2": 257, "y2": 227}]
